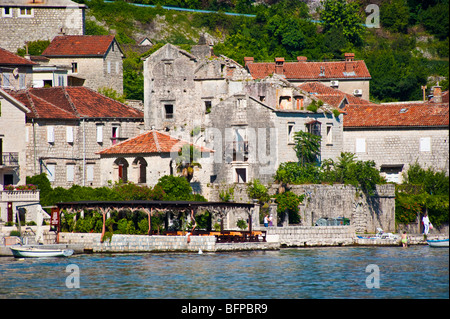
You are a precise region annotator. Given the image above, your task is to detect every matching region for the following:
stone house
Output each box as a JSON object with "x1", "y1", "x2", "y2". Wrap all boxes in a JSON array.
[
  {"x1": 343, "y1": 87, "x2": 449, "y2": 183},
  {"x1": 42, "y1": 35, "x2": 124, "y2": 94},
  {"x1": 0, "y1": 0, "x2": 85, "y2": 53},
  {"x1": 0, "y1": 47, "x2": 36, "y2": 90},
  {"x1": 143, "y1": 43, "x2": 251, "y2": 133},
  {"x1": 244, "y1": 53, "x2": 372, "y2": 101},
  {"x1": 97, "y1": 130, "x2": 213, "y2": 190},
  {"x1": 8, "y1": 86, "x2": 143, "y2": 188},
  {"x1": 0, "y1": 88, "x2": 41, "y2": 224},
  {"x1": 144, "y1": 43, "x2": 346, "y2": 186}
]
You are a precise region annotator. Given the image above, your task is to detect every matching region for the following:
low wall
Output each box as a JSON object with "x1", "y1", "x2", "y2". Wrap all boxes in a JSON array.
[
  {"x1": 266, "y1": 226, "x2": 356, "y2": 247},
  {"x1": 58, "y1": 233, "x2": 216, "y2": 253}
]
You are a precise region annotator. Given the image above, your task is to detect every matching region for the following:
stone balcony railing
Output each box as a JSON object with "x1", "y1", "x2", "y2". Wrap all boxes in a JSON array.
[{"x1": 0, "y1": 190, "x2": 40, "y2": 202}]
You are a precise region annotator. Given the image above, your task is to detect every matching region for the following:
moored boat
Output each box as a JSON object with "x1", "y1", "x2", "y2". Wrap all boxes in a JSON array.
[
  {"x1": 10, "y1": 246, "x2": 74, "y2": 258},
  {"x1": 427, "y1": 239, "x2": 449, "y2": 248}
]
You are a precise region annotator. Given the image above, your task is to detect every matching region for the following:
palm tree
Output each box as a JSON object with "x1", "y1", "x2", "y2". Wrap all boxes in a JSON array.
[{"x1": 176, "y1": 144, "x2": 202, "y2": 182}]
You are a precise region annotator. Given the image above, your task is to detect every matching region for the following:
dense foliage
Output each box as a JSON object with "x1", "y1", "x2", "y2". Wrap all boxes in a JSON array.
[{"x1": 395, "y1": 163, "x2": 449, "y2": 227}]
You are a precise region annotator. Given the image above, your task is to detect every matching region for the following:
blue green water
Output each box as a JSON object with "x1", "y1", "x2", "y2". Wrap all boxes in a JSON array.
[{"x1": 0, "y1": 246, "x2": 448, "y2": 299}]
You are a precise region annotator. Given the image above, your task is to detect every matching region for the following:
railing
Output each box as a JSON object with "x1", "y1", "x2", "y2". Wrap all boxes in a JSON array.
[
  {"x1": 1, "y1": 190, "x2": 40, "y2": 202},
  {"x1": 0, "y1": 152, "x2": 19, "y2": 166}
]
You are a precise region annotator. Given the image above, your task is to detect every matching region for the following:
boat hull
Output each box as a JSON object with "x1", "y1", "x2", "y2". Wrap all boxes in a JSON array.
[
  {"x1": 10, "y1": 246, "x2": 74, "y2": 258},
  {"x1": 427, "y1": 239, "x2": 449, "y2": 248}
]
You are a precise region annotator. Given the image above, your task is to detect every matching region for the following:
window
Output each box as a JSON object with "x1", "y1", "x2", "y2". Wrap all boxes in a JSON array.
[
  {"x1": 58, "y1": 75, "x2": 65, "y2": 87},
  {"x1": 111, "y1": 126, "x2": 120, "y2": 145},
  {"x1": 2, "y1": 7, "x2": 13, "y2": 17},
  {"x1": 66, "y1": 164, "x2": 75, "y2": 182},
  {"x1": 66, "y1": 126, "x2": 74, "y2": 143},
  {"x1": 46, "y1": 164, "x2": 56, "y2": 182},
  {"x1": 86, "y1": 164, "x2": 94, "y2": 182},
  {"x1": 47, "y1": 126, "x2": 55, "y2": 143},
  {"x1": 235, "y1": 168, "x2": 247, "y2": 183},
  {"x1": 287, "y1": 123, "x2": 295, "y2": 144},
  {"x1": 326, "y1": 125, "x2": 333, "y2": 145},
  {"x1": 294, "y1": 96, "x2": 304, "y2": 110},
  {"x1": 96, "y1": 125, "x2": 103, "y2": 143},
  {"x1": 116, "y1": 61, "x2": 119, "y2": 74},
  {"x1": 420, "y1": 137, "x2": 431, "y2": 152},
  {"x1": 305, "y1": 120, "x2": 321, "y2": 136},
  {"x1": 164, "y1": 104, "x2": 174, "y2": 119},
  {"x1": 164, "y1": 62, "x2": 173, "y2": 76},
  {"x1": 205, "y1": 101, "x2": 212, "y2": 114},
  {"x1": 233, "y1": 128, "x2": 248, "y2": 162},
  {"x1": 355, "y1": 138, "x2": 366, "y2": 153},
  {"x1": 19, "y1": 74, "x2": 26, "y2": 89},
  {"x1": 71, "y1": 63, "x2": 78, "y2": 74},
  {"x1": 2, "y1": 73, "x2": 11, "y2": 88},
  {"x1": 107, "y1": 61, "x2": 111, "y2": 74},
  {"x1": 18, "y1": 7, "x2": 33, "y2": 17}
]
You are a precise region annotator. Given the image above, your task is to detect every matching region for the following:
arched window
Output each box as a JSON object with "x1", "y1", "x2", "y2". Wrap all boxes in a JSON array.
[
  {"x1": 114, "y1": 158, "x2": 129, "y2": 183},
  {"x1": 133, "y1": 157, "x2": 147, "y2": 184}
]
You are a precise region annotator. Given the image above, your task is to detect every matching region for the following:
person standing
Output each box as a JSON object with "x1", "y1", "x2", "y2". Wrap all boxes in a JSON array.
[
  {"x1": 268, "y1": 214, "x2": 273, "y2": 227},
  {"x1": 422, "y1": 213, "x2": 430, "y2": 239},
  {"x1": 264, "y1": 215, "x2": 269, "y2": 227},
  {"x1": 401, "y1": 231, "x2": 408, "y2": 248}
]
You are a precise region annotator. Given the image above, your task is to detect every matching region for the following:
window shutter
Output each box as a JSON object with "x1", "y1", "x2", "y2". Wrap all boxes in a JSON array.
[
  {"x1": 66, "y1": 126, "x2": 74, "y2": 143},
  {"x1": 97, "y1": 125, "x2": 103, "y2": 143},
  {"x1": 47, "y1": 126, "x2": 55, "y2": 143},
  {"x1": 67, "y1": 165, "x2": 74, "y2": 182},
  {"x1": 355, "y1": 138, "x2": 366, "y2": 153}
]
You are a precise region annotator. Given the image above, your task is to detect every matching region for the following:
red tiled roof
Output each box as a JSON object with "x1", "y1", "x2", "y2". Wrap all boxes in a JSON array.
[
  {"x1": 298, "y1": 82, "x2": 374, "y2": 108},
  {"x1": 0, "y1": 47, "x2": 36, "y2": 65},
  {"x1": 344, "y1": 102, "x2": 449, "y2": 128},
  {"x1": 247, "y1": 59, "x2": 371, "y2": 80},
  {"x1": 97, "y1": 130, "x2": 214, "y2": 155},
  {"x1": 8, "y1": 87, "x2": 143, "y2": 120},
  {"x1": 42, "y1": 35, "x2": 116, "y2": 57}
]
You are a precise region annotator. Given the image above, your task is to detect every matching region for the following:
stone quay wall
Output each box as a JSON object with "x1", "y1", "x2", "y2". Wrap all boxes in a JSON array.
[{"x1": 266, "y1": 226, "x2": 356, "y2": 247}]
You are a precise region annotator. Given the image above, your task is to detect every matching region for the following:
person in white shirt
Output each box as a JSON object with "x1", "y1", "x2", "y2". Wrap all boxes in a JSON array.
[{"x1": 422, "y1": 213, "x2": 430, "y2": 238}]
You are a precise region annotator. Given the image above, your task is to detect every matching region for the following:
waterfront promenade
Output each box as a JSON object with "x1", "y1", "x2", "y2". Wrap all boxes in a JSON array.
[{"x1": 0, "y1": 224, "x2": 447, "y2": 256}]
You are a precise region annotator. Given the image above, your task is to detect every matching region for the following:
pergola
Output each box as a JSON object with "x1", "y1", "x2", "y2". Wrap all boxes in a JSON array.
[{"x1": 55, "y1": 200, "x2": 259, "y2": 242}]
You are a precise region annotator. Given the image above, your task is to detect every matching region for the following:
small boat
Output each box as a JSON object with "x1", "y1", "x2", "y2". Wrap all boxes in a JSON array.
[
  {"x1": 10, "y1": 246, "x2": 74, "y2": 258},
  {"x1": 427, "y1": 239, "x2": 449, "y2": 248}
]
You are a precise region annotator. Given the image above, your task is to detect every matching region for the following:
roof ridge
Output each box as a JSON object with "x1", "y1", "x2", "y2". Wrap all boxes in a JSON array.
[
  {"x1": 62, "y1": 86, "x2": 81, "y2": 117},
  {"x1": 152, "y1": 130, "x2": 162, "y2": 153},
  {"x1": 24, "y1": 91, "x2": 39, "y2": 118}
]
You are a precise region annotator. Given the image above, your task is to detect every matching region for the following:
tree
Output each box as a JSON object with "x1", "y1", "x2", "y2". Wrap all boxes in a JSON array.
[
  {"x1": 293, "y1": 130, "x2": 321, "y2": 166},
  {"x1": 320, "y1": 0, "x2": 365, "y2": 45},
  {"x1": 380, "y1": 0, "x2": 410, "y2": 33},
  {"x1": 155, "y1": 175, "x2": 193, "y2": 201}
]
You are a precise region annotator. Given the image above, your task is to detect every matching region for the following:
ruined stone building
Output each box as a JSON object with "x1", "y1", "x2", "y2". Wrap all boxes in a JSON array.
[
  {"x1": 0, "y1": 0, "x2": 85, "y2": 53},
  {"x1": 7, "y1": 86, "x2": 143, "y2": 188},
  {"x1": 41, "y1": 35, "x2": 124, "y2": 94},
  {"x1": 143, "y1": 44, "x2": 345, "y2": 186}
]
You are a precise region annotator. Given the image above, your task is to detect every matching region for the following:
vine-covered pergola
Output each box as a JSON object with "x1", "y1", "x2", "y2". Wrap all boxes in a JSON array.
[{"x1": 56, "y1": 200, "x2": 259, "y2": 242}]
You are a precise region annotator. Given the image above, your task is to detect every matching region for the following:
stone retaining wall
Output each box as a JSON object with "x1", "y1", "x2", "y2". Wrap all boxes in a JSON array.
[{"x1": 266, "y1": 226, "x2": 356, "y2": 247}]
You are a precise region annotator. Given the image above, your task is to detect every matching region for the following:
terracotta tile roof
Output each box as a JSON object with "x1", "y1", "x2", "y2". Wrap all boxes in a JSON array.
[
  {"x1": 298, "y1": 81, "x2": 374, "y2": 108},
  {"x1": 8, "y1": 86, "x2": 143, "y2": 120},
  {"x1": 0, "y1": 47, "x2": 36, "y2": 66},
  {"x1": 97, "y1": 130, "x2": 214, "y2": 155},
  {"x1": 343, "y1": 102, "x2": 449, "y2": 128},
  {"x1": 42, "y1": 35, "x2": 116, "y2": 57},
  {"x1": 247, "y1": 59, "x2": 371, "y2": 80}
]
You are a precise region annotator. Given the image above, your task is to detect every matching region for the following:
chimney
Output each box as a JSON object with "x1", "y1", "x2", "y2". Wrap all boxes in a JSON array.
[
  {"x1": 297, "y1": 56, "x2": 307, "y2": 62},
  {"x1": 433, "y1": 84, "x2": 442, "y2": 103},
  {"x1": 244, "y1": 57, "x2": 254, "y2": 67},
  {"x1": 344, "y1": 53, "x2": 355, "y2": 73},
  {"x1": 275, "y1": 57, "x2": 284, "y2": 75}
]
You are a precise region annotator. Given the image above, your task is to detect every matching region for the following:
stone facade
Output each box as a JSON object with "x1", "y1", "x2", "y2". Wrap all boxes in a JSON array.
[
  {"x1": 26, "y1": 118, "x2": 143, "y2": 188},
  {"x1": 344, "y1": 127, "x2": 449, "y2": 182},
  {"x1": 0, "y1": 0, "x2": 85, "y2": 53},
  {"x1": 42, "y1": 37, "x2": 124, "y2": 94}
]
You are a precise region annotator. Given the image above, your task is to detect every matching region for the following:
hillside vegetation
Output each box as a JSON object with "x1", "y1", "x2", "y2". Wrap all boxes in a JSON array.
[{"x1": 76, "y1": 0, "x2": 449, "y2": 102}]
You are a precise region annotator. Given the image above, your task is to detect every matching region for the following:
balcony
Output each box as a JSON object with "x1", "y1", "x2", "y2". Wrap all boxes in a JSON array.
[
  {"x1": 1, "y1": 190, "x2": 40, "y2": 202},
  {"x1": 0, "y1": 152, "x2": 19, "y2": 167}
]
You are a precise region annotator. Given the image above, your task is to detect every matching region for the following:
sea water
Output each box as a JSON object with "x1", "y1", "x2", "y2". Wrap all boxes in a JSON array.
[{"x1": 0, "y1": 246, "x2": 448, "y2": 299}]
